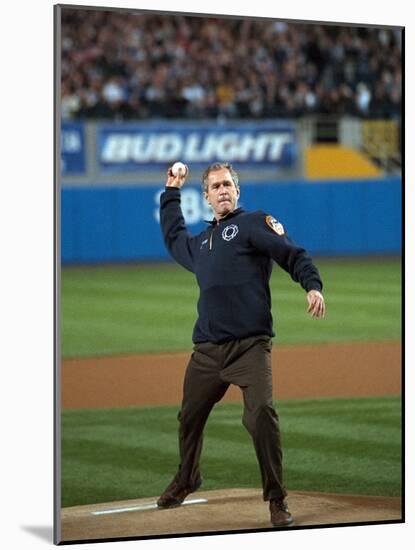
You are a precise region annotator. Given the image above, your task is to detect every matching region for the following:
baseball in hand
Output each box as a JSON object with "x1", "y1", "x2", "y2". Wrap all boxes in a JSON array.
[{"x1": 172, "y1": 162, "x2": 186, "y2": 176}]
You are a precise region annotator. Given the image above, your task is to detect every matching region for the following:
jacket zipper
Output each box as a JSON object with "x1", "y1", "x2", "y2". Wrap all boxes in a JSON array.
[
  {"x1": 209, "y1": 227, "x2": 214, "y2": 250},
  {"x1": 210, "y1": 222, "x2": 220, "y2": 250},
  {"x1": 210, "y1": 218, "x2": 224, "y2": 250}
]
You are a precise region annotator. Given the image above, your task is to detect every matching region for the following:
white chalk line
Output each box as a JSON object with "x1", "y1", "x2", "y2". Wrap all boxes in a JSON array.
[{"x1": 91, "y1": 498, "x2": 208, "y2": 516}]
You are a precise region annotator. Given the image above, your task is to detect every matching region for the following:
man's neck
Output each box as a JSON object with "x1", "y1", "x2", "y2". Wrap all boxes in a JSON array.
[
  {"x1": 214, "y1": 207, "x2": 240, "y2": 223},
  {"x1": 215, "y1": 211, "x2": 232, "y2": 222}
]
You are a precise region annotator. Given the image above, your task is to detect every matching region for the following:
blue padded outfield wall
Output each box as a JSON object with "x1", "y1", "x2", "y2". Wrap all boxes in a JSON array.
[{"x1": 61, "y1": 177, "x2": 402, "y2": 264}]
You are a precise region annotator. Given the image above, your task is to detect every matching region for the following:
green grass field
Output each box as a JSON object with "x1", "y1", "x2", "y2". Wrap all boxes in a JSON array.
[
  {"x1": 60, "y1": 257, "x2": 402, "y2": 508},
  {"x1": 61, "y1": 396, "x2": 402, "y2": 507},
  {"x1": 61, "y1": 257, "x2": 401, "y2": 358}
]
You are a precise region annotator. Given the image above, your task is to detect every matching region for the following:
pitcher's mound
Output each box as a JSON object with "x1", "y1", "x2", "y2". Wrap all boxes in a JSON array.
[{"x1": 60, "y1": 488, "x2": 402, "y2": 543}]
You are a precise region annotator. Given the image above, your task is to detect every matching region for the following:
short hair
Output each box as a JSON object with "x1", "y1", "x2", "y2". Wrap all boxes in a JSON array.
[{"x1": 202, "y1": 162, "x2": 240, "y2": 192}]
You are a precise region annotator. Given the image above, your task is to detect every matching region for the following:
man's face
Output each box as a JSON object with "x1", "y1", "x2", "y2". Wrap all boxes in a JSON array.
[{"x1": 204, "y1": 168, "x2": 240, "y2": 220}]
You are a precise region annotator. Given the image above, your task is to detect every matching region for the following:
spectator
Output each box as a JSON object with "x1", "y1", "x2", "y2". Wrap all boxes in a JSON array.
[{"x1": 60, "y1": 9, "x2": 402, "y2": 121}]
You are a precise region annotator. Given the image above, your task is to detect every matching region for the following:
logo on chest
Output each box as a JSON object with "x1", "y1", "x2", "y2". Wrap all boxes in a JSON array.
[{"x1": 221, "y1": 224, "x2": 239, "y2": 242}]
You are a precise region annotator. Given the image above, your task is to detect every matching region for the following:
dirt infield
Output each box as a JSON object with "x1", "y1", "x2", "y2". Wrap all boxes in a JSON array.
[
  {"x1": 61, "y1": 340, "x2": 401, "y2": 409},
  {"x1": 60, "y1": 340, "x2": 401, "y2": 542},
  {"x1": 60, "y1": 488, "x2": 402, "y2": 542}
]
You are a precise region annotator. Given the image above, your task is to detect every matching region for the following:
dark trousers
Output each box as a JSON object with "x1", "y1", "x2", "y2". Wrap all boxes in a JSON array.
[{"x1": 175, "y1": 334, "x2": 286, "y2": 501}]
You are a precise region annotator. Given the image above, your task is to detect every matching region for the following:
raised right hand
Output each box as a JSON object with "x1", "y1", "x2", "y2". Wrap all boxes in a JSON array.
[{"x1": 166, "y1": 164, "x2": 189, "y2": 189}]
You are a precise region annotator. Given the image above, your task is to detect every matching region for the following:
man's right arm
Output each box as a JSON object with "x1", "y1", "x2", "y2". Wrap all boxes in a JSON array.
[{"x1": 159, "y1": 165, "x2": 196, "y2": 273}]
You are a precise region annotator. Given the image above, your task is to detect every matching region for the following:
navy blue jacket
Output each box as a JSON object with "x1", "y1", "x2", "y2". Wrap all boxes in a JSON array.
[{"x1": 160, "y1": 187, "x2": 323, "y2": 344}]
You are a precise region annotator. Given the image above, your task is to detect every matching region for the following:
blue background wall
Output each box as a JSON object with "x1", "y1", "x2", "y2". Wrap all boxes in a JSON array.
[{"x1": 61, "y1": 177, "x2": 402, "y2": 264}]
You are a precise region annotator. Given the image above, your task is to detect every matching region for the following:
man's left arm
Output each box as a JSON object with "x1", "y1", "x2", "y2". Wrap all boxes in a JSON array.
[{"x1": 249, "y1": 213, "x2": 325, "y2": 319}]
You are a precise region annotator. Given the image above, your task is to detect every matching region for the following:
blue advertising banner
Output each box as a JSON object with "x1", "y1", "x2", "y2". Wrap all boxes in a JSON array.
[
  {"x1": 61, "y1": 178, "x2": 401, "y2": 264},
  {"x1": 61, "y1": 122, "x2": 86, "y2": 174},
  {"x1": 97, "y1": 121, "x2": 297, "y2": 173}
]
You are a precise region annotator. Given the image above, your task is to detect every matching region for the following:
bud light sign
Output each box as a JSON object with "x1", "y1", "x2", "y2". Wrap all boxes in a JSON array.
[{"x1": 97, "y1": 121, "x2": 297, "y2": 173}]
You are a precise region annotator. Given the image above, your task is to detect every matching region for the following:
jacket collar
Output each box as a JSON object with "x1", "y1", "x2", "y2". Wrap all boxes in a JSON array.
[{"x1": 205, "y1": 207, "x2": 244, "y2": 226}]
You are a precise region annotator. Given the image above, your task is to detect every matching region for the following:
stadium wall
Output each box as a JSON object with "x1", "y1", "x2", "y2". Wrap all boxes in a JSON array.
[{"x1": 61, "y1": 177, "x2": 401, "y2": 264}]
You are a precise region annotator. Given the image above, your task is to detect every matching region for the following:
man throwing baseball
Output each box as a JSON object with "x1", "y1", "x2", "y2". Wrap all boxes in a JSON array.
[{"x1": 157, "y1": 162, "x2": 325, "y2": 527}]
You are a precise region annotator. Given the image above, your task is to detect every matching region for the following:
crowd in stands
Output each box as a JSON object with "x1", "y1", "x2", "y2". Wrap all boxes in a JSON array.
[{"x1": 61, "y1": 10, "x2": 402, "y2": 120}]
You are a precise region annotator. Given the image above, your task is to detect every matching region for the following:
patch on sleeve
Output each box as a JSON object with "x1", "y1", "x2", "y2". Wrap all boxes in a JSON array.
[{"x1": 265, "y1": 215, "x2": 285, "y2": 236}]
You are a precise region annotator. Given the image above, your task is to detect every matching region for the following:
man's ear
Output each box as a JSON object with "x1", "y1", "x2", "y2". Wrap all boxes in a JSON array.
[{"x1": 204, "y1": 192, "x2": 210, "y2": 204}]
